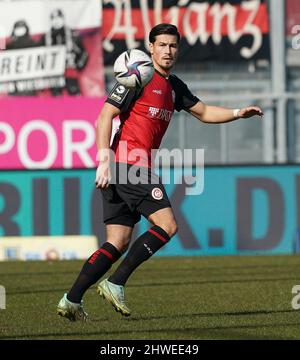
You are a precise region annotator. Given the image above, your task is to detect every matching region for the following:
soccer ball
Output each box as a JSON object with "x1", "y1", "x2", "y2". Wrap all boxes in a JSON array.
[{"x1": 113, "y1": 49, "x2": 154, "y2": 88}]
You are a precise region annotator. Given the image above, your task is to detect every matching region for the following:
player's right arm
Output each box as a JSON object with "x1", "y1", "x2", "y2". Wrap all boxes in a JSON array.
[
  {"x1": 95, "y1": 102, "x2": 121, "y2": 189},
  {"x1": 95, "y1": 82, "x2": 139, "y2": 188}
]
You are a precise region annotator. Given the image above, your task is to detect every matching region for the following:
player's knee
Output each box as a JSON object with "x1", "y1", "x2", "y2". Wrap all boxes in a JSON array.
[
  {"x1": 168, "y1": 221, "x2": 178, "y2": 238},
  {"x1": 158, "y1": 221, "x2": 178, "y2": 238},
  {"x1": 107, "y1": 237, "x2": 130, "y2": 253}
]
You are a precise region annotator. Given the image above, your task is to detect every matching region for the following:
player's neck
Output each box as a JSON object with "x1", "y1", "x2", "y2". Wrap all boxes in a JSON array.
[{"x1": 153, "y1": 66, "x2": 170, "y2": 79}]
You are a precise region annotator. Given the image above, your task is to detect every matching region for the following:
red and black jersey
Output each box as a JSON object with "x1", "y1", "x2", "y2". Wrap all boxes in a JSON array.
[{"x1": 106, "y1": 70, "x2": 200, "y2": 167}]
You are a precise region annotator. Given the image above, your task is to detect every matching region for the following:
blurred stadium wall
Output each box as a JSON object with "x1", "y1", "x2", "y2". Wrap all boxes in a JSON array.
[{"x1": 0, "y1": 0, "x2": 300, "y2": 259}]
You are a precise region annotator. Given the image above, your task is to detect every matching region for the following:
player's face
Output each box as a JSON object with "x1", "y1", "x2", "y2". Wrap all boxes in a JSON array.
[{"x1": 149, "y1": 34, "x2": 179, "y2": 75}]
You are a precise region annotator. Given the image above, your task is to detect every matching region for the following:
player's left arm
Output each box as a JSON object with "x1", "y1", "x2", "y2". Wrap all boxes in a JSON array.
[{"x1": 188, "y1": 101, "x2": 264, "y2": 123}]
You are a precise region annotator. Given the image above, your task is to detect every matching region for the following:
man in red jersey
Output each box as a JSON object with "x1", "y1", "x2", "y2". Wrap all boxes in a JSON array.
[{"x1": 57, "y1": 24, "x2": 263, "y2": 321}]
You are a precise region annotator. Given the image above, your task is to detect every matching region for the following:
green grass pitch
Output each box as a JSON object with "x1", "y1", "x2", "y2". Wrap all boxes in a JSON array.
[{"x1": 1, "y1": 255, "x2": 300, "y2": 340}]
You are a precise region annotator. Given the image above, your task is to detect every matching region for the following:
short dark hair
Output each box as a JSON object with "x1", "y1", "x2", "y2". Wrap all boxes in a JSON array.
[{"x1": 149, "y1": 23, "x2": 180, "y2": 44}]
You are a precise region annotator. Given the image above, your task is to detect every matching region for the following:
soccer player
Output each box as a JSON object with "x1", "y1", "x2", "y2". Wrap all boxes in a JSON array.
[{"x1": 57, "y1": 23, "x2": 263, "y2": 321}]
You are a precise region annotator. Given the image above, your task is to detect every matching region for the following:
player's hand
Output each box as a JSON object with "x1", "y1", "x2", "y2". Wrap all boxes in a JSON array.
[
  {"x1": 95, "y1": 163, "x2": 111, "y2": 189},
  {"x1": 238, "y1": 106, "x2": 264, "y2": 118}
]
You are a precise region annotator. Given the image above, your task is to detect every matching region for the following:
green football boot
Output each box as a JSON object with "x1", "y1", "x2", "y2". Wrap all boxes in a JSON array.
[
  {"x1": 57, "y1": 293, "x2": 88, "y2": 322},
  {"x1": 97, "y1": 279, "x2": 131, "y2": 317}
]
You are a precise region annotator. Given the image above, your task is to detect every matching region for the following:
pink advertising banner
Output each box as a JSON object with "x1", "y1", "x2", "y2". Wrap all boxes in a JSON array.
[
  {"x1": 0, "y1": 0, "x2": 104, "y2": 97},
  {"x1": 0, "y1": 97, "x2": 106, "y2": 169},
  {"x1": 0, "y1": 0, "x2": 109, "y2": 170}
]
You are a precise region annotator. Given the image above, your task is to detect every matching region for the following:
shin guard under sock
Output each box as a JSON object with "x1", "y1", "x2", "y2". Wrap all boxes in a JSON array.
[
  {"x1": 67, "y1": 242, "x2": 121, "y2": 303},
  {"x1": 108, "y1": 225, "x2": 170, "y2": 286}
]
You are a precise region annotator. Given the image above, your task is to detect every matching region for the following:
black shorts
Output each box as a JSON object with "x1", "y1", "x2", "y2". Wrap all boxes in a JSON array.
[{"x1": 100, "y1": 163, "x2": 171, "y2": 227}]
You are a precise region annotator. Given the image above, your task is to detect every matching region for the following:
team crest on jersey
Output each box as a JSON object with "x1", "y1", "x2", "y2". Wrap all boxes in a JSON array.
[
  {"x1": 151, "y1": 188, "x2": 163, "y2": 200},
  {"x1": 108, "y1": 83, "x2": 130, "y2": 104}
]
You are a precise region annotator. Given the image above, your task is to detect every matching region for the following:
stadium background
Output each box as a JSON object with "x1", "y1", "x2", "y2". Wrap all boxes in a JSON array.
[{"x1": 1, "y1": 0, "x2": 299, "y2": 258}]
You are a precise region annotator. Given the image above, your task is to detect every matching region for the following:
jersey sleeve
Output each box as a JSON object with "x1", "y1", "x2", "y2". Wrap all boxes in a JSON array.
[
  {"x1": 169, "y1": 74, "x2": 200, "y2": 112},
  {"x1": 105, "y1": 83, "x2": 141, "y2": 112}
]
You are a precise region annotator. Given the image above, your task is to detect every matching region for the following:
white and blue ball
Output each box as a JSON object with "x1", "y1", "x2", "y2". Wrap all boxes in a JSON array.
[{"x1": 113, "y1": 49, "x2": 154, "y2": 88}]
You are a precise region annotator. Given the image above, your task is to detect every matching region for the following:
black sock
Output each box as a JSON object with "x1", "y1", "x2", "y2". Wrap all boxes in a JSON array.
[
  {"x1": 67, "y1": 242, "x2": 121, "y2": 303},
  {"x1": 108, "y1": 225, "x2": 170, "y2": 286}
]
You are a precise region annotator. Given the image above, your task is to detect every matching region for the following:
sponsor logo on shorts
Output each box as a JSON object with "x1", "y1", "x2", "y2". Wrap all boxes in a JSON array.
[{"x1": 152, "y1": 187, "x2": 163, "y2": 200}]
